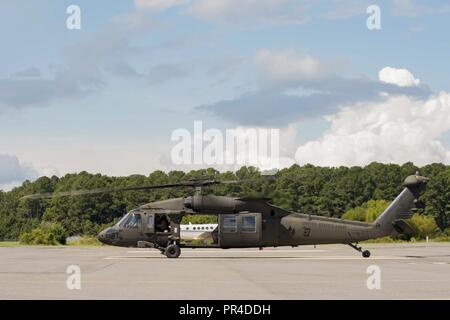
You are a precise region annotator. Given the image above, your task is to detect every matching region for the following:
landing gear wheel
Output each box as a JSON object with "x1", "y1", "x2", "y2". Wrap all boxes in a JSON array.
[
  {"x1": 348, "y1": 243, "x2": 371, "y2": 258},
  {"x1": 164, "y1": 244, "x2": 181, "y2": 258}
]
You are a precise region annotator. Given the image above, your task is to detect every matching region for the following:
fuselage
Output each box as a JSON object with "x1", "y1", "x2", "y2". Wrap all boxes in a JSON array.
[{"x1": 98, "y1": 195, "x2": 381, "y2": 248}]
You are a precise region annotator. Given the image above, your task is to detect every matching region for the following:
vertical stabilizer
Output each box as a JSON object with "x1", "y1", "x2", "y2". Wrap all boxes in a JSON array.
[{"x1": 372, "y1": 174, "x2": 429, "y2": 237}]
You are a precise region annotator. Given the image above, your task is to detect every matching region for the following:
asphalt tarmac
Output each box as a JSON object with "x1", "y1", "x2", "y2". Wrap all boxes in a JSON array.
[{"x1": 1, "y1": 243, "x2": 449, "y2": 299}]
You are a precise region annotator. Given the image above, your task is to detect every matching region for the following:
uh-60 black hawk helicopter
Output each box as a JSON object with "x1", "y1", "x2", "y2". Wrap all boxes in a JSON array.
[{"x1": 22, "y1": 173, "x2": 429, "y2": 259}]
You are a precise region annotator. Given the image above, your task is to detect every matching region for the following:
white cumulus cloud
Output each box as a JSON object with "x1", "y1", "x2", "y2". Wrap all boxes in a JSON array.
[
  {"x1": 295, "y1": 73, "x2": 450, "y2": 167},
  {"x1": 379, "y1": 66, "x2": 420, "y2": 87},
  {"x1": 0, "y1": 154, "x2": 38, "y2": 190}
]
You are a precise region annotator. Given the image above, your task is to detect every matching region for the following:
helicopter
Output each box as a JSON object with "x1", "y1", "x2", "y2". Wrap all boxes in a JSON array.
[{"x1": 21, "y1": 173, "x2": 430, "y2": 259}]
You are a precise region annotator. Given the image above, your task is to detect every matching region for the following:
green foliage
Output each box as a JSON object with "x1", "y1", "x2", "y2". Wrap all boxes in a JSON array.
[
  {"x1": 342, "y1": 200, "x2": 390, "y2": 223},
  {"x1": 432, "y1": 235, "x2": 450, "y2": 242},
  {"x1": 0, "y1": 241, "x2": 21, "y2": 247},
  {"x1": 419, "y1": 167, "x2": 450, "y2": 230},
  {"x1": 363, "y1": 236, "x2": 403, "y2": 243},
  {"x1": 342, "y1": 206, "x2": 366, "y2": 222},
  {"x1": 409, "y1": 214, "x2": 439, "y2": 239},
  {"x1": 19, "y1": 222, "x2": 66, "y2": 245},
  {"x1": 181, "y1": 215, "x2": 218, "y2": 224},
  {"x1": 0, "y1": 163, "x2": 449, "y2": 242},
  {"x1": 67, "y1": 236, "x2": 102, "y2": 246},
  {"x1": 365, "y1": 200, "x2": 390, "y2": 222},
  {"x1": 443, "y1": 227, "x2": 450, "y2": 236}
]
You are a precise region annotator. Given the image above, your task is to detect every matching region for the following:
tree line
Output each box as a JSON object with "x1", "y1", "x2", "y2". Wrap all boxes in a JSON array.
[{"x1": 0, "y1": 162, "x2": 449, "y2": 241}]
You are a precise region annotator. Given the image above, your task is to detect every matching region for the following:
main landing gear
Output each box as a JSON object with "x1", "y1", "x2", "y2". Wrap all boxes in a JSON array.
[
  {"x1": 348, "y1": 243, "x2": 371, "y2": 258},
  {"x1": 164, "y1": 243, "x2": 181, "y2": 258},
  {"x1": 138, "y1": 241, "x2": 181, "y2": 258}
]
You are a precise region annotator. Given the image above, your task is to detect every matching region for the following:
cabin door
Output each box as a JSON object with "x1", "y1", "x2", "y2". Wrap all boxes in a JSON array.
[{"x1": 218, "y1": 212, "x2": 262, "y2": 248}]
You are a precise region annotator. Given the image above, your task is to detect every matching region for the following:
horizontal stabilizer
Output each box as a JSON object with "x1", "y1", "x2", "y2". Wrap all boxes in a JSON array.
[{"x1": 392, "y1": 219, "x2": 415, "y2": 236}]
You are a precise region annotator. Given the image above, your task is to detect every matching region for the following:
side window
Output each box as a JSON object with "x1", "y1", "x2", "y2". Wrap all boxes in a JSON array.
[
  {"x1": 241, "y1": 216, "x2": 256, "y2": 233},
  {"x1": 223, "y1": 215, "x2": 237, "y2": 233}
]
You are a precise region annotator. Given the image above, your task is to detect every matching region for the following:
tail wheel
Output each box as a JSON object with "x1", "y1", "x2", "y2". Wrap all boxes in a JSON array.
[
  {"x1": 348, "y1": 243, "x2": 371, "y2": 258},
  {"x1": 164, "y1": 244, "x2": 181, "y2": 258}
]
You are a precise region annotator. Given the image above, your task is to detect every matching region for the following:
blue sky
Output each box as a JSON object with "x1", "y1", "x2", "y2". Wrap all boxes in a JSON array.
[{"x1": 1, "y1": 0, "x2": 450, "y2": 189}]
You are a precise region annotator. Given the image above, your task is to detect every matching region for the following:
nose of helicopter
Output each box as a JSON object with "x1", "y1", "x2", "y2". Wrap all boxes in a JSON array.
[
  {"x1": 97, "y1": 229, "x2": 107, "y2": 244},
  {"x1": 97, "y1": 227, "x2": 116, "y2": 244}
]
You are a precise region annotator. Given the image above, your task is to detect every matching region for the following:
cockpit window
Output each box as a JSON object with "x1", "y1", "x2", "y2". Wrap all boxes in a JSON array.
[
  {"x1": 116, "y1": 214, "x2": 129, "y2": 227},
  {"x1": 118, "y1": 211, "x2": 142, "y2": 229},
  {"x1": 126, "y1": 213, "x2": 141, "y2": 228}
]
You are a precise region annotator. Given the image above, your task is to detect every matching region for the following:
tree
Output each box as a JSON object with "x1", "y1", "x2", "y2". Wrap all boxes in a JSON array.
[
  {"x1": 19, "y1": 222, "x2": 66, "y2": 245},
  {"x1": 342, "y1": 206, "x2": 366, "y2": 222},
  {"x1": 420, "y1": 168, "x2": 450, "y2": 230},
  {"x1": 342, "y1": 200, "x2": 389, "y2": 223},
  {"x1": 410, "y1": 214, "x2": 439, "y2": 239},
  {"x1": 364, "y1": 200, "x2": 390, "y2": 223},
  {"x1": 0, "y1": 163, "x2": 448, "y2": 241}
]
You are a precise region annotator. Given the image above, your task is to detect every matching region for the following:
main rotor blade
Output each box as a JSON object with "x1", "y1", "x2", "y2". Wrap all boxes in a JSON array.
[
  {"x1": 20, "y1": 182, "x2": 187, "y2": 200},
  {"x1": 20, "y1": 175, "x2": 276, "y2": 200},
  {"x1": 219, "y1": 176, "x2": 275, "y2": 185}
]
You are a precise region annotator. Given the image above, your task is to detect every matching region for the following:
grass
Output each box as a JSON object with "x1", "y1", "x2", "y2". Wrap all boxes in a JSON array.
[
  {"x1": 0, "y1": 236, "x2": 103, "y2": 248},
  {"x1": 432, "y1": 235, "x2": 450, "y2": 242},
  {"x1": 362, "y1": 236, "x2": 450, "y2": 243},
  {"x1": 66, "y1": 236, "x2": 103, "y2": 246},
  {"x1": 0, "y1": 237, "x2": 103, "y2": 247},
  {"x1": 0, "y1": 241, "x2": 21, "y2": 247}
]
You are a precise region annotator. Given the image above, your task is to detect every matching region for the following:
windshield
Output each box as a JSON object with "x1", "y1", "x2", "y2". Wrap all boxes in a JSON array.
[
  {"x1": 116, "y1": 211, "x2": 142, "y2": 229},
  {"x1": 116, "y1": 213, "x2": 129, "y2": 227}
]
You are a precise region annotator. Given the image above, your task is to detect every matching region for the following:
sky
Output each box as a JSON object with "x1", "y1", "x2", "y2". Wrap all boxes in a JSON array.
[{"x1": 1, "y1": 0, "x2": 450, "y2": 190}]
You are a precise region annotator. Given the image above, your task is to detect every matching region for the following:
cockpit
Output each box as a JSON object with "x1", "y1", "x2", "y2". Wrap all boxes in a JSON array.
[
  {"x1": 97, "y1": 210, "x2": 143, "y2": 245},
  {"x1": 98, "y1": 209, "x2": 173, "y2": 245},
  {"x1": 116, "y1": 210, "x2": 142, "y2": 229}
]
